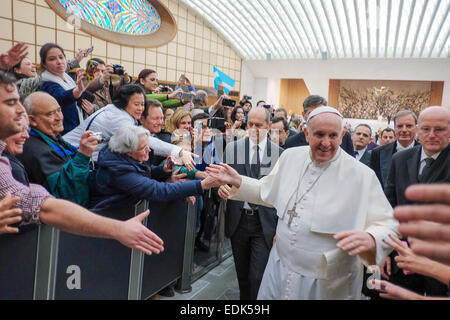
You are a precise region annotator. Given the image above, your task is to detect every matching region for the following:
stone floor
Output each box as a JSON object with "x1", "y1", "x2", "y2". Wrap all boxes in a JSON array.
[{"x1": 159, "y1": 255, "x2": 240, "y2": 300}]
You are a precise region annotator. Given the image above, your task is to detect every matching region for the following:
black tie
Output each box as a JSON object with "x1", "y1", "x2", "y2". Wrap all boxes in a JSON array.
[
  {"x1": 418, "y1": 158, "x2": 435, "y2": 182},
  {"x1": 250, "y1": 145, "x2": 260, "y2": 179}
]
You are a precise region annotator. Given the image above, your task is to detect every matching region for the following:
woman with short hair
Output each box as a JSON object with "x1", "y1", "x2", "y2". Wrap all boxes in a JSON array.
[{"x1": 90, "y1": 125, "x2": 215, "y2": 212}]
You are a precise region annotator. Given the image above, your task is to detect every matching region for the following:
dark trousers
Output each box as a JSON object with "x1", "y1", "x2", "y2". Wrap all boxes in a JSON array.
[{"x1": 230, "y1": 211, "x2": 271, "y2": 300}]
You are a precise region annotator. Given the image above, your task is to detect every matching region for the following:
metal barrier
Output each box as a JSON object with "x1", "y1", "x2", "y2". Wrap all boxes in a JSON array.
[
  {"x1": 0, "y1": 200, "x2": 196, "y2": 300},
  {"x1": 0, "y1": 225, "x2": 39, "y2": 299}
]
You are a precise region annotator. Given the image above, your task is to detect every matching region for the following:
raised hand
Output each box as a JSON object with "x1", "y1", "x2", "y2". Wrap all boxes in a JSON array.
[
  {"x1": 206, "y1": 163, "x2": 241, "y2": 188},
  {"x1": 394, "y1": 184, "x2": 450, "y2": 265},
  {"x1": 0, "y1": 42, "x2": 28, "y2": 70}
]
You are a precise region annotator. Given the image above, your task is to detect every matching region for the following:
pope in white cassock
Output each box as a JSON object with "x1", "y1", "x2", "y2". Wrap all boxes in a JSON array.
[{"x1": 207, "y1": 106, "x2": 400, "y2": 300}]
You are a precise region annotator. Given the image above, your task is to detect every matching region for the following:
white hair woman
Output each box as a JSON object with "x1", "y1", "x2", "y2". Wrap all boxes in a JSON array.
[{"x1": 90, "y1": 125, "x2": 217, "y2": 213}]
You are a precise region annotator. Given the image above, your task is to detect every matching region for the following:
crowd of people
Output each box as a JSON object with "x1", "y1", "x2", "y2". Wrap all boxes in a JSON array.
[{"x1": 0, "y1": 41, "x2": 449, "y2": 301}]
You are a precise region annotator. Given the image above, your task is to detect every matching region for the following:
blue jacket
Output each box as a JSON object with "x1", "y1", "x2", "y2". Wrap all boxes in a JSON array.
[
  {"x1": 40, "y1": 81, "x2": 80, "y2": 134},
  {"x1": 90, "y1": 146, "x2": 204, "y2": 212}
]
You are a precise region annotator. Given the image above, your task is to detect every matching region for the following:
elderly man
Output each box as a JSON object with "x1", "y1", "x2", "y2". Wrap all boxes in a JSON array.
[
  {"x1": 284, "y1": 95, "x2": 355, "y2": 157},
  {"x1": 370, "y1": 110, "x2": 419, "y2": 187},
  {"x1": 16, "y1": 92, "x2": 96, "y2": 207},
  {"x1": 383, "y1": 106, "x2": 450, "y2": 297},
  {"x1": 0, "y1": 70, "x2": 163, "y2": 255},
  {"x1": 207, "y1": 106, "x2": 399, "y2": 300}
]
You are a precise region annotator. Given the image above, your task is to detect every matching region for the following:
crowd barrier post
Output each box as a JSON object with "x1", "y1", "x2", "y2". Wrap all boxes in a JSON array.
[
  {"x1": 33, "y1": 225, "x2": 60, "y2": 300},
  {"x1": 127, "y1": 200, "x2": 149, "y2": 300},
  {"x1": 175, "y1": 202, "x2": 197, "y2": 293}
]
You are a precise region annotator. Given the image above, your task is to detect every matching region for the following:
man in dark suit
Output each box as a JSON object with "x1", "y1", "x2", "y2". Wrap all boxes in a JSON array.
[
  {"x1": 370, "y1": 110, "x2": 419, "y2": 188},
  {"x1": 383, "y1": 106, "x2": 450, "y2": 297},
  {"x1": 352, "y1": 124, "x2": 373, "y2": 166},
  {"x1": 223, "y1": 107, "x2": 283, "y2": 300},
  {"x1": 284, "y1": 95, "x2": 354, "y2": 156}
]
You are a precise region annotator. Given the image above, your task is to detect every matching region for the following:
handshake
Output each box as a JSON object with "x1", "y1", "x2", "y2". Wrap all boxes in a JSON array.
[{"x1": 201, "y1": 164, "x2": 242, "y2": 199}]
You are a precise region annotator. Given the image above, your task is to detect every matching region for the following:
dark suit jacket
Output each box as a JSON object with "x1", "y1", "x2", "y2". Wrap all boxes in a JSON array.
[
  {"x1": 370, "y1": 141, "x2": 420, "y2": 187},
  {"x1": 383, "y1": 144, "x2": 450, "y2": 296},
  {"x1": 359, "y1": 149, "x2": 372, "y2": 167},
  {"x1": 284, "y1": 130, "x2": 355, "y2": 157},
  {"x1": 385, "y1": 144, "x2": 450, "y2": 208},
  {"x1": 223, "y1": 137, "x2": 283, "y2": 248}
]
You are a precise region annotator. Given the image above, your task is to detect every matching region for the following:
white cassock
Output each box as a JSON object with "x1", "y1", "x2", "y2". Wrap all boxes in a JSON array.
[{"x1": 229, "y1": 146, "x2": 399, "y2": 300}]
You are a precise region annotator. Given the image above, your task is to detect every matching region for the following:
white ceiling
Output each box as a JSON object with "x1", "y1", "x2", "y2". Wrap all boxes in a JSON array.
[{"x1": 179, "y1": 0, "x2": 450, "y2": 60}]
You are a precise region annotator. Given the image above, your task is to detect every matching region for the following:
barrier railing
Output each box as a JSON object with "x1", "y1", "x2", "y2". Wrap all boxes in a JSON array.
[{"x1": 0, "y1": 197, "x2": 228, "y2": 300}]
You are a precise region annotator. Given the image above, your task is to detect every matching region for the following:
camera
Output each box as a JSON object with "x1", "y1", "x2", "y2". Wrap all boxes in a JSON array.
[
  {"x1": 263, "y1": 104, "x2": 271, "y2": 109},
  {"x1": 112, "y1": 64, "x2": 124, "y2": 76},
  {"x1": 222, "y1": 98, "x2": 236, "y2": 107},
  {"x1": 244, "y1": 95, "x2": 252, "y2": 100},
  {"x1": 207, "y1": 117, "x2": 226, "y2": 133},
  {"x1": 91, "y1": 132, "x2": 105, "y2": 143},
  {"x1": 181, "y1": 92, "x2": 193, "y2": 102},
  {"x1": 160, "y1": 87, "x2": 169, "y2": 92}
]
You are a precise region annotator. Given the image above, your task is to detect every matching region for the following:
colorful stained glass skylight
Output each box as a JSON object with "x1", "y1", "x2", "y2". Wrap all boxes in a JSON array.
[{"x1": 58, "y1": 0, "x2": 161, "y2": 35}]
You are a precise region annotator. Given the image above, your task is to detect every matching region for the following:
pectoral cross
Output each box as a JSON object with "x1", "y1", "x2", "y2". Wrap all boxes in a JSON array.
[{"x1": 287, "y1": 204, "x2": 298, "y2": 227}]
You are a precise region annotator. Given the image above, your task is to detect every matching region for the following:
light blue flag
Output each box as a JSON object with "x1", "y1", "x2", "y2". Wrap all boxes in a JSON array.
[{"x1": 213, "y1": 66, "x2": 235, "y2": 93}]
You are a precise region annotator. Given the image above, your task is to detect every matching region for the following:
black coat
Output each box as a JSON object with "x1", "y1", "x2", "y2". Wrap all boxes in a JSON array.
[
  {"x1": 223, "y1": 137, "x2": 283, "y2": 248},
  {"x1": 385, "y1": 144, "x2": 450, "y2": 207},
  {"x1": 370, "y1": 141, "x2": 420, "y2": 188}
]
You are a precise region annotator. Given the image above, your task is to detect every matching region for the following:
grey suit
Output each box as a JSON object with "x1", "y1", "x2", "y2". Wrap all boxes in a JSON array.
[{"x1": 223, "y1": 137, "x2": 283, "y2": 300}]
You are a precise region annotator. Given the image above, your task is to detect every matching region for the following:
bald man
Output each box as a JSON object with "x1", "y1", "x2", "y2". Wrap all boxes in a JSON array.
[
  {"x1": 17, "y1": 91, "x2": 97, "y2": 206},
  {"x1": 383, "y1": 106, "x2": 450, "y2": 297},
  {"x1": 208, "y1": 106, "x2": 399, "y2": 300},
  {"x1": 222, "y1": 107, "x2": 283, "y2": 300}
]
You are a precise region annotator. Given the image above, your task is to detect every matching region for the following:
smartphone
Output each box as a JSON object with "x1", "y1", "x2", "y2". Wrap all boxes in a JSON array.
[
  {"x1": 244, "y1": 95, "x2": 252, "y2": 100},
  {"x1": 181, "y1": 92, "x2": 193, "y2": 101},
  {"x1": 263, "y1": 104, "x2": 271, "y2": 109},
  {"x1": 160, "y1": 87, "x2": 169, "y2": 92},
  {"x1": 84, "y1": 46, "x2": 94, "y2": 57},
  {"x1": 167, "y1": 157, "x2": 174, "y2": 170},
  {"x1": 197, "y1": 121, "x2": 203, "y2": 135},
  {"x1": 222, "y1": 98, "x2": 236, "y2": 107}
]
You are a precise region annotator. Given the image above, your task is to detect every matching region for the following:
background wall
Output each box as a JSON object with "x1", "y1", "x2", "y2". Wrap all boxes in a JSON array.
[
  {"x1": 243, "y1": 58, "x2": 450, "y2": 114},
  {"x1": 0, "y1": 0, "x2": 242, "y2": 91}
]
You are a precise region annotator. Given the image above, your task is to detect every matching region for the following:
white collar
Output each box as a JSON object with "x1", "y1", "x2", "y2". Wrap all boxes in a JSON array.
[
  {"x1": 396, "y1": 140, "x2": 415, "y2": 151},
  {"x1": 356, "y1": 146, "x2": 367, "y2": 156},
  {"x1": 249, "y1": 136, "x2": 267, "y2": 153},
  {"x1": 420, "y1": 148, "x2": 440, "y2": 162}
]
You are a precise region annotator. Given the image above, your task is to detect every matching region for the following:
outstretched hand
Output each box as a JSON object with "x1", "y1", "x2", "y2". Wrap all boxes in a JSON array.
[
  {"x1": 116, "y1": 210, "x2": 164, "y2": 255},
  {"x1": 372, "y1": 279, "x2": 423, "y2": 300},
  {"x1": 205, "y1": 163, "x2": 241, "y2": 188}
]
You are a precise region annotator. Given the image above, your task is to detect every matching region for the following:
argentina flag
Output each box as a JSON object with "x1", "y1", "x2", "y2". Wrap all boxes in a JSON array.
[{"x1": 213, "y1": 66, "x2": 235, "y2": 94}]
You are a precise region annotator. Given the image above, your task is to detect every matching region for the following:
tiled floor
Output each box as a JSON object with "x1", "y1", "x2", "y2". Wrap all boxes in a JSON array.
[{"x1": 159, "y1": 256, "x2": 240, "y2": 300}]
